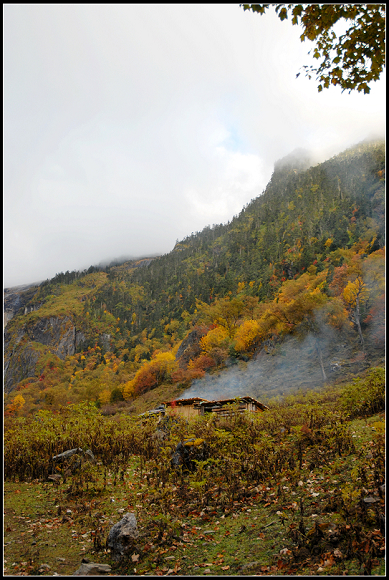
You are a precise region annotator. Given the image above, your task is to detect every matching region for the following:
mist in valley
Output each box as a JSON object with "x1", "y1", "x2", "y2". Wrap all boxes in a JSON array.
[{"x1": 180, "y1": 326, "x2": 378, "y2": 405}]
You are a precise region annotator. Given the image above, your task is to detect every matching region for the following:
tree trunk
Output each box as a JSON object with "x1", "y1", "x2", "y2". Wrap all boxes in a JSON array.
[
  {"x1": 315, "y1": 338, "x2": 327, "y2": 383},
  {"x1": 354, "y1": 296, "x2": 366, "y2": 355}
]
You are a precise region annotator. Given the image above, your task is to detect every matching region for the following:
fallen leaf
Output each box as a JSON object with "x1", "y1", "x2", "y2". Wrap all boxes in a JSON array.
[
  {"x1": 132, "y1": 554, "x2": 140, "y2": 563},
  {"x1": 221, "y1": 565, "x2": 230, "y2": 570},
  {"x1": 322, "y1": 553, "x2": 335, "y2": 568}
]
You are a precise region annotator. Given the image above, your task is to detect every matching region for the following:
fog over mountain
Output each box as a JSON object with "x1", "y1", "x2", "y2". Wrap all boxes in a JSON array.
[{"x1": 4, "y1": 4, "x2": 385, "y2": 288}]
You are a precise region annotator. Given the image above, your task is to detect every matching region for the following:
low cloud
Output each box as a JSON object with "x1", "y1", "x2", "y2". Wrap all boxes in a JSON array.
[{"x1": 4, "y1": 4, "x2": 385, "y2": 287}]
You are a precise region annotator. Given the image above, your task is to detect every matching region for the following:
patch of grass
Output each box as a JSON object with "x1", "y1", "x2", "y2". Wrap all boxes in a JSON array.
[
  {"x1": 4, "y1": 459, "x2": 140, "y2": 576},
  {"x1": 4, "y1": 372, "x2": 385, "y2": 576}
]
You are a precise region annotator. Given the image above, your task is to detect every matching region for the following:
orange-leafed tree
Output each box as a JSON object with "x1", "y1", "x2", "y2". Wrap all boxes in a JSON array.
[
  {"x1": 199, "y1": 325, "x2": 231, "y2": 367},
  {"x1": 123, "y1": 378, "x2": 136, "y2": 401},
  {"x1": 123, "y1": 351, "x2": 178, "y2": 398},
  {"x1": 7, "y1": 393, "x2": 26, "y2": 416},
  {"x1": 319, "y1": 297, "x2": 350, "y2": 332},
  {"x1": 267, "y1": 272, "x2": 330, "y2": 381},
  {"x1": 170, "y1": 366, "x2": 206, "y2": 387}
]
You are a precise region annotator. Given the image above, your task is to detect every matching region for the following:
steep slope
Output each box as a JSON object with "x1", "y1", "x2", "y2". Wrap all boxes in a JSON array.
[
  {"x1": 82, "y1": 139, "x2": 384, "y2": 348},
  {"x1": 3, "y1": 139, "x2": 385, "y2": 413},
  {"x1": 3, "y1": 282, "x2": 42, "y2": 327}
]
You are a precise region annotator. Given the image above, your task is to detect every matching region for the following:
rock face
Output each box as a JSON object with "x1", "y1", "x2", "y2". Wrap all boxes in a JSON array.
[
  {"x1": 4, "y1": 315, "x2": 85, "y2": 393},
  {"x1": 100, "y1": 333, "x2": 112, "y2": 352},
  {"x1": 25, "y1": 316, "x2": 84, "y2": 359},
  {"x1": 175, "y1": 327, "x2": 208, "y2": 368},
  {"x1": 3, "y1": 283, "x2": 41, "y2": 328},
  {"x1": 106, "y1": 513, "x2": 138, "y2": 561},
  {"x1": 3, "y1": 340, "x2": 41, "y2": 394}
]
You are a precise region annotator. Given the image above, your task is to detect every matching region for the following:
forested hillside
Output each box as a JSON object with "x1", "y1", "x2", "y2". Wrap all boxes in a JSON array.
[{"x1": 4, "y1": 139, "x2": 385, "y2": 417}]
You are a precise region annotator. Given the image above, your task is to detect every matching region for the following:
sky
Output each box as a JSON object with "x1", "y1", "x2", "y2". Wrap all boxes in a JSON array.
[{"x1": 3, "y1": 4, "x2": 385, "y2": 288}]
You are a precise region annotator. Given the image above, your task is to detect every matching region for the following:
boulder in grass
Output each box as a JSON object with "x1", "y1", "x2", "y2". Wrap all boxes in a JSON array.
[
  {"x1": 52, "y1": 448, "x2": 95, "y2": 475},
  {"x1": 53, "y1": 448, "x2": 83, "y2": 462},
  {"x1": 84, "y1": 449, "x2": 95, "y2": 462},
  {"x1": 73, "y1": 562, "x2": 111, "y2": 575},
  {"x1": 106, "y1": 512, "x2": 138, "y2": 561},
  {"x1": 171, "y1": 438, "x2": 207, "y2": 471}
]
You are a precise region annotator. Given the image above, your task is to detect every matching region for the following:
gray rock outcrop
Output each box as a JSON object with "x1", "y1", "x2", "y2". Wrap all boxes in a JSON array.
[
  {"x1": 106, "y1": 512, "x2": 138, "y2": 561},
  {"x1": 73, "y1": 562, "x2": 111, "y2": 575},
  {"x1": 26, "y1": 316, "x2": 78, "y2": 358},
  {"x1": 4, "y1": 315, "x2": 86, "y2": 393},
  {"x1": 175, "y1": 327, "x2": 208, "y2": 368},
  {"x1": 52, "y1": 448, "x2": 95, "y2": 474},
  {"x1": 100, "y1": 333, "x2": 112, "y2": 352},
  {"x1": 171, "y1": 438, "x2": 208, "y2": 471},
  {"x1": 3, "y1": 283, "x2": 41, "y2": 328},
  {"x1": 3, "y1": 340, "x2": 40, "y2": 394}
]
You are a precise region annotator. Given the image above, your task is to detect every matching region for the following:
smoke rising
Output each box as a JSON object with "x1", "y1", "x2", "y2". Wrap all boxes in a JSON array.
[{"x1": 180, "y1": 327, "x2": 365, "y2": 404}]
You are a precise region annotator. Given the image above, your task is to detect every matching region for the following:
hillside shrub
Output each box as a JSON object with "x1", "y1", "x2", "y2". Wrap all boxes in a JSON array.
[{"x1": 340, "y1": 366, "x2": 385, "y2": 418}]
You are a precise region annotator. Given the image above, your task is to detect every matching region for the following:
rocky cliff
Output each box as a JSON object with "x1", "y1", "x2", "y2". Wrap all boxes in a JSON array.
[
  {"x1": 3, "y1": 283, "x2": 42, "y2": 328},
  {"x1": 4, "y1": 316, "x2": 85, "y2": 394}
]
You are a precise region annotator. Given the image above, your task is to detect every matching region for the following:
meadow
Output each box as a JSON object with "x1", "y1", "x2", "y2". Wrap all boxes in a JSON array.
[{"x1": 4, "y1": 366, "x2": 385, "y2": 576}]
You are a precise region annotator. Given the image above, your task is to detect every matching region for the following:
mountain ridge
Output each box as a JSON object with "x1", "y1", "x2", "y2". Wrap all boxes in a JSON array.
[{"x1": 3, "y1": 138, "x2": 385, "y2": 416}]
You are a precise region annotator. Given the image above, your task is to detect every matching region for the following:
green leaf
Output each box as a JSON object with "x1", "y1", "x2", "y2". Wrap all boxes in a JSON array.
[{"x1": 292, "y1": 5, "x2": 304, "y2": 18}]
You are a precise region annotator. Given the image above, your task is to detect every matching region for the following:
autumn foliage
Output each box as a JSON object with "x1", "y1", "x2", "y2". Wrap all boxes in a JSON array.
[
  {"x1": 123, "y1": 351, "x2": 178, "y2": 399},
  {"x1": 3, "y1": 140, "x2": 385, "y2": 415}
]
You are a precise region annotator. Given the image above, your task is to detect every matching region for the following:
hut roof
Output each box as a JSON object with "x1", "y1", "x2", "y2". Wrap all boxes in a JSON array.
[
  {"x1": 164, "y1": 397, "x2": 209, "y2": 406},
  {"x1": 195, "y1": 396, "x2": 269, "y2": 411}
]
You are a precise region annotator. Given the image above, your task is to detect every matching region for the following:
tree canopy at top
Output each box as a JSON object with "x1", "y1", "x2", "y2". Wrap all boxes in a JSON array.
[{"x1": 242, "y1": 3, "x2": 386, "y2": 93}]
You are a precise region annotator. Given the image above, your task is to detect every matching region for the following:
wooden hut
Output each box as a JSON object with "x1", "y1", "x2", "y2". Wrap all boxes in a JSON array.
[
  {"x1": 193, "y1": 396, "x2": 268, "y2": 417},
  {"x1": 140, "y1": 396, "x2": 269, "y2": 421},
  {"x1": 163, "y1": 397, "x2": 209, "y2": 419}
]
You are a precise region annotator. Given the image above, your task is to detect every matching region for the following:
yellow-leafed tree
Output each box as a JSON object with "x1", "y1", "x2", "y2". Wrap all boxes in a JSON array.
[
  {"x1": 9, "y1": 393, "x2": 26, "y2": 415},
  {"x1": 343, "y1": 276, "x2": 369, "y2": 353},
  {"x1": 99, "y1": 389, "x2": 111, "y2": 405},
  {"x1": 200, "y1": 326, "x2": 230, "y2": 354},
  {"x1": 234, "y1": 319, "x2": 262, "y2": 354}
]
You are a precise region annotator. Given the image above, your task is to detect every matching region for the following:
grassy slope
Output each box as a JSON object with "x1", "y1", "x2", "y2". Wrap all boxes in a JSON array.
[{"x1": 4, "y1": 392, "x2": 385, "y2": 576}]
